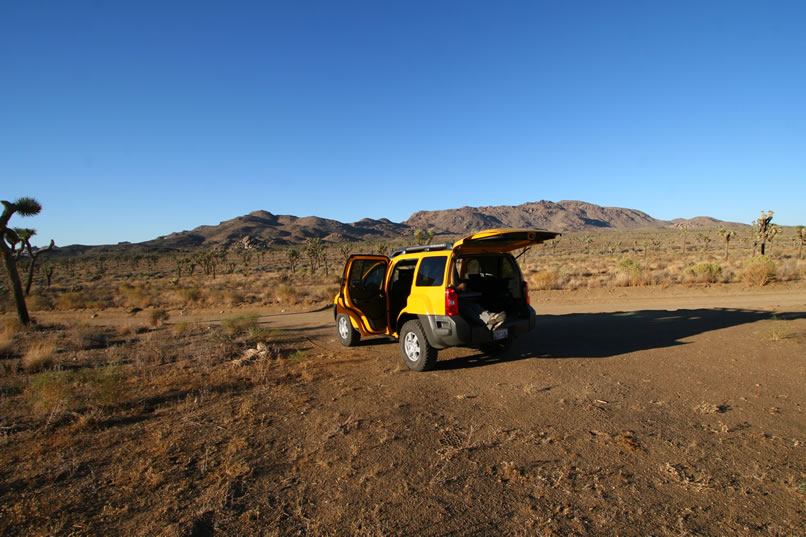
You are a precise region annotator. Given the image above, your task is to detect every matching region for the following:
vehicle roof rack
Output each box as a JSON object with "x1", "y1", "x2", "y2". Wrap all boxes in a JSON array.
[{"x1": 389, "y1": 243, "x2": 453, "y2": 258}]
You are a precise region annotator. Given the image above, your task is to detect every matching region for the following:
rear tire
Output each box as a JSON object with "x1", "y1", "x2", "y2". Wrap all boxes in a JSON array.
[
  {"x1": 336, "y1": 314, "x2": 360, "y2": 347},
  {"x1": 399, "y1": 320, "x2": 438, "y2": 371}
]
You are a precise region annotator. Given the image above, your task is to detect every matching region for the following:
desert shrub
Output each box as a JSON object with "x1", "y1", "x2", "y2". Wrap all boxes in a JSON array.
[
  {"x1": 776, "y1": 260, "x2": 803, "y2": 282},
  {"x1": 148, "y1": 308, "x2": 170, "y2": 328},
  {"x1": 26, "y1": 294, "x2": 52, "y2": 311},
  {"x1": 177, "y1": 286, "x2": 203, "y2": 304},
  {"x1": 27, "y1": 371, "x2": 73, "y2": 416},
  {"x1": 683, "y1": 263, "x2": 722, "y2": 284},
  {"x1": 2, "y1": 317, "x2": 23, "y2": 337},
  {"x1": 218, "y1": 289, "x2": 244, "y2": 306},
  {"x1": 276, "y1": 284, "x2": 301, "y2": 304},
  {"x1": 530, "y1": 271, "x2": 561, "y2": 291},
  {"x1": 742, "y1": 256, "x2": 776, "y2": 286},
  {"x1": 172, "y1": 321, "x2": 194, "y2": 337},
  {"x1": 55, "y1": 291, "x2": 87, "y2": 310},
  {"x1": 119, "y1": 282, "x2": 153, "y2": 308},
  {"x1": 221, "y1": 313, "x2": 259, "y2": 336},
  {"x1": 27, "y1": 366, "x2": 127, "y2": 417},
  {"x1": 306, "y1": 285, "x2": 339, "y2": 303},
  {"x1": 0, "y1": 321, "x2": 18, "y2": 356},
  {"x1": 73, "y1": 366, "x2": 127, "y2": 407},
  {"x1": 70, "y1": 322, "x2": 109, "y2": 350},
  {"x1": 22, "y1": 342, "x2": 57, "y2": 373},
  {"x1": 615, "y1": 257, "x2": 645, "y2": 286}
]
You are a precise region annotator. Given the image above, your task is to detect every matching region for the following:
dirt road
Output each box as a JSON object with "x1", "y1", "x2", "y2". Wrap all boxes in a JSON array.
[
  {"x1": 238, "y1": 285, "x2": 806, "y2": 536},
  {"x1": 4, "y1": 284, "x2": 804, "y2": 536}
]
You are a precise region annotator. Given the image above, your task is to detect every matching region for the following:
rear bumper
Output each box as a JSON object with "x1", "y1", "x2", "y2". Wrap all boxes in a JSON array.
[{"x1": 419, "y1": 307, "x2": 536, "y2": 349}]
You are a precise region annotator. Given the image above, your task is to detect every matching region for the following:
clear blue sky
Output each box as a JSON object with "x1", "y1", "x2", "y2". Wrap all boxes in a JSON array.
[{"x1": 2, "y1": 0, "x2": 804, "y2": 246}]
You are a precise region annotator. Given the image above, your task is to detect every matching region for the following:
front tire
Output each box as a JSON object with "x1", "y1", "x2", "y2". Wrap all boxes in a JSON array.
[
  {"x1": 336, "y1": 314, "x2": 360, "y2": 347},
  {"x1": 399, "y1": 320, "x2": 438, "y2": 371}
]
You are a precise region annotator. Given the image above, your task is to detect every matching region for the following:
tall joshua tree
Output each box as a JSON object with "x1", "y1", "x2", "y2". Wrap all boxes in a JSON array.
[
  {"x1": 752, "y1": 211, "x2": 779, "y2": 256},
  {"x1": 718, "y1": 228, "x2": 735, "y2": 260},
  {"x1": 795, "y1": 226, "x2": 805, "y2": 260},
  {"x1": 1, "y1": 198, "x2": 43, "y2": 325}
]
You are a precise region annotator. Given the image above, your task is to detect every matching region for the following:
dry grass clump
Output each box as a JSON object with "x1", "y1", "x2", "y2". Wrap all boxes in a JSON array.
[
  {"x1": 776, "y1": 260, "x2": 803, "y2": 282},
  {"x1": 26, "y1": 371, "x2": 73, "y2": 416},
  {"x1": 221, "y1": 313, "x2": 260, "y2": 336},
  {"x1": 147, "y1": 308, "x2": 170, "y2": 328},
  {"x1": 615, "y1": 257, "x2": 646, "y2": 286},
  {"x1": 1, "y1": 318, "x2": 23, "y2": 355},
  {"x1": 22, "y1": 341, "x2": 57, "y2": 373},
  {"x1": 742, "y1": 256, "x2": 776, "y2": 286},
  {"x1": 55, "y1": 291, "x2": 87, "y2": 310},
  {"x1": 26, "y1": 365, "x2": 127, "y2": 417},
  {"x1": 172, "y1": 321, "x2": 195, "y2": 337},
  {"x1": 119, "y1": 282, "x2": 153, "y2": 308},
  {"x1": 683, "y1": 262, "x2": 722, "y2": 284},
  {"x1": 71, "y1": 322, "x2": 109, "y2": 350},
  {"x1": 276, "y1": 284, "x2": 302, "y2": 304},
  {"x1": 530, "y1": 271, "x2": 562, "y2": 291},
  {"x1": 176, "y1": 286, "x2": 204, "y2": 305},
  {"x1": 25, "y1": 294, "x2": 53, "y2": 311}
]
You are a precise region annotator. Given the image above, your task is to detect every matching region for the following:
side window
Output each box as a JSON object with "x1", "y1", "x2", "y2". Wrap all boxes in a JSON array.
[
  {"x1": 500, "y1": 256, "x2": 516, "y2": 279},
  {"x1": 348, "y1": 260, "x2": 386, "y2": 292},
  {"x1": 415, "y1": 256, "x2": 447, "y2": 287},
  {"x1": 364, "y1": 263, "x2": 385, "y2": 290}
]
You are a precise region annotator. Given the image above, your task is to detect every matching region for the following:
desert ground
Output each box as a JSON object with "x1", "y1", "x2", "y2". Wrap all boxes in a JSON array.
[{"x1": 1, "y1": 236, "x2": 805, "y2": 536}]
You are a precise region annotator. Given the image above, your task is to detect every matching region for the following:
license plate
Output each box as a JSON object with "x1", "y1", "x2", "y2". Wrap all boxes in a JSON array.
[{"x1": 493, "y1": 328, "x2": 508, "y2": 340}]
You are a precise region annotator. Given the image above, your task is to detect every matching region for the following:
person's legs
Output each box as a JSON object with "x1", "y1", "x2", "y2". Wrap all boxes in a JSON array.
[{"x1": 462, "y1": 301, "x2": 506, "y2": 331}]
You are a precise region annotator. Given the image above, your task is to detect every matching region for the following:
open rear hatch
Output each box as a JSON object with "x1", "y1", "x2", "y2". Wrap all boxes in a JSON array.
[{"x1": 452, "y1": 229, "x2": 561, "y2": 255}]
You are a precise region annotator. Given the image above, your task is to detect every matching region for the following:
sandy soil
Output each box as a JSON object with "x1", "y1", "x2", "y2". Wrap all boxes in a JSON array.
[{"x1": 2, "y1": 283, "x2": 805, "y2": 536}]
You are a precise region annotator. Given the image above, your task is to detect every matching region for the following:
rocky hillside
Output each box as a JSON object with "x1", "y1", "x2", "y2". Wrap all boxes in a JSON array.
[
  {"x1": 143, "y1": 210, "x2": 409, "y2": 250},
  {"x1": 54, "y1": 201, "x2": 744, "y2": 254},
  {"x1": 405, "y1": 200, "x2": 667, "y2": 233}
]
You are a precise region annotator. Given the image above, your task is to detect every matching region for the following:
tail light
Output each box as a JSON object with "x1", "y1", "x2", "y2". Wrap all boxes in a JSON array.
[
  {"x1": 524, "y1": 281, "x2": 531, "y2": 305},
  {"x1": 445, "y1": 287, "x2": 459, "y2": 316}
]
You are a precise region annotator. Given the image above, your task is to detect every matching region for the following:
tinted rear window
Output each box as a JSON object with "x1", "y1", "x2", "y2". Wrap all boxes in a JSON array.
[{"x1": 415, "y1": 256, "x2": 447, "y2": 287}]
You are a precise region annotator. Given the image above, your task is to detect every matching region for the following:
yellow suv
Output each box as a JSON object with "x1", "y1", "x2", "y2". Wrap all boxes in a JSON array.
[{"x1": 333, "y1": 229, "x2": 559, "y2": 371}]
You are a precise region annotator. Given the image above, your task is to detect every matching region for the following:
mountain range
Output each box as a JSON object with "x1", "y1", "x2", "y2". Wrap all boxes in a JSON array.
[{"x1": 57, "y1": 200, "x2": 745, "y2": 254}]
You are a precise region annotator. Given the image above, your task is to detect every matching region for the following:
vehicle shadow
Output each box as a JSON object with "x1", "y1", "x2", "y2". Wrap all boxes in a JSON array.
[{"x1": 435, "y1": 308, "x2": 805, "y2": 370}]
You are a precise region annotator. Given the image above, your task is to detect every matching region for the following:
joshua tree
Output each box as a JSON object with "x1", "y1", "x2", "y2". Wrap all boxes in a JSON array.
[
  {"x1": 337, "y1": 244, "x2": 353, "y2": 260},
  {"x1": 414, "y1": 229, "x2": 434, "y2": 246},
  {"x1": 679, "y1": 228, "x2": 690, "y2": 254},
  {"x1": 42, "y1": 263, "x2": 54, "y2": 287},
  {"x1": 305, "y1": 237, "x2": 324, "y2": 273},
  {"x1": 696, "y1": 233, "x2": 711, "y2": 252},
  {"x1": 718, "y1": 228, "x2": 736, "y2": 260},
  {"x1": 13, "y1": 227, "x2": 55, "y2": 295},
  {"x1": 795, "y1": 226, "x2": 805, "y2": 260},
  {"x1": 1, "y1": 197, "x2": 44, "y2": 325},
  {"x1": 752, "y1": 211, "x2": 779, "y2": 256},
  {"x1": 376, "y1": 242, "x2": 390, "y2": 256},
  {"x1": 287, "y1": 247, "x2": 300, "y2": 273}
]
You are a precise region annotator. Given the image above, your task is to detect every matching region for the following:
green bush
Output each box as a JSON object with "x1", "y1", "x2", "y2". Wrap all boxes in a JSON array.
[
  {"x1": 221, "y1": 313, "x2": 260, "y2": 336},
  {"x1": 742, "y1": 256, "x2": 776, "y2": 286},
  {"x1": 683, "y1": 262, "x2": 722, "y2": 284},
  {"x1": 615, "y1": 257, "x2": 645, "y2": 286}
]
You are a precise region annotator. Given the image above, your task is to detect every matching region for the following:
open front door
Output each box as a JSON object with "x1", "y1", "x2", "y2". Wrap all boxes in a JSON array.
[{"x1": 341, "y1": 255, "x2": 390, "y2": 333}]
